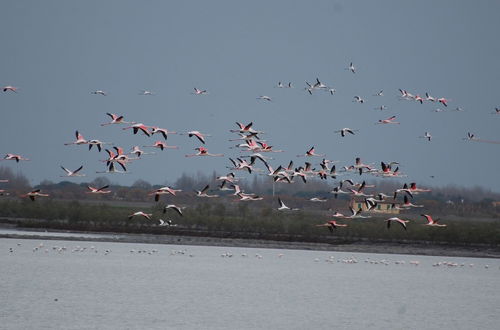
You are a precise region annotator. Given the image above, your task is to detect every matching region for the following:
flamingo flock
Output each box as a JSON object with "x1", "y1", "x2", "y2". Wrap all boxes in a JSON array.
[{"x1": 5, "y1": 56, "x2": 497, "y2": 235}]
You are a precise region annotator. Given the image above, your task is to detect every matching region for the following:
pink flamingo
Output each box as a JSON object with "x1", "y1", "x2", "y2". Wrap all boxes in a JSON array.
[
  {"x1": 128, "y1": 211, "x2": 152, "y2": 220},
  {"x1": 2, "y1": 154, "x2": 30, "y2": 162},
  {"x1": 122, "y1": 123, "x2": 151, "y2": 137},
  {"x1": 2, "y1": 86, "x2": 18, "y2": 93},
  {"x1": 185, "y1": 147, "x2": 223, "y2": 157},
  {"x1": 143, "y1": 141, "x2": 179, "y2": 151},
  {"x1": 86, "y1": 185, "x2": 111, "y2": 194},
  {"x1": 385, "y1": 217, "x2": 410, "y2": 230},
  {"x1": 101, "y1": 113, "x2": 133, "y2": 126},
  {"x1": 421, "y1": 214, "x2": 447, "y2": 227},
  {"x1": 377, "y1": 116, "x2": 400, "y2": 124},
  {"x1": 64, "y1": 131, "x2": 88, "y2": 145},
  {"x1": 21, "y1": 189, "x2": 49, "y2": 201}
]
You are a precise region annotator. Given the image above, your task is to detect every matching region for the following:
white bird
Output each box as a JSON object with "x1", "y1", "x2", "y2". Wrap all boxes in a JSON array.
[
  {"x1": 353, "y1": 95, "x2": 364, "y2": 103},
  {"x1": 193, "y1": 87, "x2": 208, "y2": 95},
  {"x1": 195, "y1": 185, "x2": 218, "y2": 198},
  {"x1": 347, "y1": 62, "x2": 356, "y2": 73},
  {"x1": 139, "y1": 90, "x2": 154, "y2": 95},
  {"x1": 385, "y1": 217, "x2": 409, "y2": 230}
]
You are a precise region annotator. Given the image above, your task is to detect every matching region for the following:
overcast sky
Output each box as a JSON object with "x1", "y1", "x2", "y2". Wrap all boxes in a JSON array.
[{"x1": 1, "y1": 1, "x2": 499, "y2": 191}]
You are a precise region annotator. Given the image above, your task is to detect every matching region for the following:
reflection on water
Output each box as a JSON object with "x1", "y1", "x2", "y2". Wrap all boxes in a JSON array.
[{"x1": 1, "y1": 237, "x2": 499, "y2": 330}]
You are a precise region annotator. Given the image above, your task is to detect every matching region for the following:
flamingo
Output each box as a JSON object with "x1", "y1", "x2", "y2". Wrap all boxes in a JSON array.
[
  {"x1": 163, "y1": 204, "x2": 184, "y2": 216},
  {"x1": 316, "y1": 220, "x2": 347, "y2": 233},
  {"x1": 491, "y1": 107, "x2": 500, "y2": 115},
  {"x1": 347, "y1": 62, "x2": 356, "y2": 73},
  {"x1": 22, "y1": 189, "x2": 49, "y2": 201},
  {"x1": 195, "y1": 185, "x2": 218, "y2": 198},
  {"x1": 425, "y1": 92, "x2": 436, "y2": 102},
  {"x1": 257, "y1": 95, "x2": 272, "y2": 101},
  {"x1": 158, "y1": 219, "x2": 177, "y2": 227},
  {"x1": 353, "y1": 95, "x2": 364, "y2": 103},
  {"x1": 150, "y1": 186, "x2": 182, "y2": 201},
  {"x1": 128, "y1": 211, "x2": 152, "y2": 220},
  {"x1": 276, "y1": 81, "x2": 284, "y2": 88},
  {"x1": 298, "y1": 146, "x2": 325, "y2": 157},
  {"x1": 139, "y1": 90, "x2": 154, "y2": 95},
  {"x1": 408, "y1": 182, "x2": 431, "y2": 193},
  {"x1": 150, "y1": 127, "x2": 177, "y2": 140},
  {"x1": 88, "y1": 139, "x2": 112, "y2": 152},
  {"x1": 2, "y1": 154, "x2": 30, "y2": 162},
  {"x1": 437, "y1": 97, "x2": 449, "y2": 107},
  {"x1": 86, "y1": 185, "x2": 111, "y2": 194},
  {"x1": 309, "y1": 197, "x2": 328, "y2": 202},
  {"x1": 236, "y1": 193, "x2": 263, "y2": 201},
  {"x1": 192, "y1": 87, "x2": 208, "y2": 95},
  {"x1": 402, "y1": 195, "x2": 424, "y2": 208},
  {"x1": 277, "y1": 197, "x2": 299, "y2": 211},
  {"x1": 347, "y1": 207, "x2": 371, "y2": 219},
  {"x1": 419, "y1": 132, "x2": 432, "y2": 141},
  {"x1": 101, "y1": 113, "x2": 133, "y2": 126},
  {"x1": 143, "y1": 141, "x2": 179, "y2": 151},
  {"x1": 130, "y1": 146, "x2": 154, "y2": 157},
  {"x1": 420, "y1": 214, "x2": 447, "y2": 227},
  {"x1": 185, "y1": 147, "x2": 223, "y2": 157},
  {"x1": 180, "y1": 131, "x2": 211, "y2": 144},
  {"x1": 122, "y1": 123, "x2": 151, "y2": 137},
  {"x1": 2, "y1": 86, "x2": 18, "y2": 93},
  {"x1": 385, "y1": 217, "x2": 409, "y2": 230},
  {"x1": 375, "y1": 105, "x2": 388, "y2": 111},
  {"x1": 335, "y1": 128, "x2": 357, "y2": 137},
  {"x1": 60, "y1": 165, "x2": 85, "y2": 177},
  {"x1": 91, "y1": 90, "x2": 107, "y2": 96},
  {"x1": 96, "y1": 162, "x2": 129, "y2": 174},
  {"x1": 64, "y1": 131, "x2": 88, "y2": 145},
  {"x1": 373, "y1": 90, "x2": 383, "y2": 96},
  {"x1": 377, "y1": 116, "x2": 400, "y2": 124},
  {"x1": 216, "y1": 172, "x2": 237, "y2": 183}
]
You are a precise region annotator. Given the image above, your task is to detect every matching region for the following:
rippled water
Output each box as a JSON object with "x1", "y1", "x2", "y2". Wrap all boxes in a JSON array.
[{"x1": 1, "y1": 237, "x2": 499, "y2": 330}]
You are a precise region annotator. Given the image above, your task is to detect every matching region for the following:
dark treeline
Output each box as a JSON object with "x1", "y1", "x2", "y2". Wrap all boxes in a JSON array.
[{"x1": 0, "y1": 167, "x2": 499, "y2": 246}]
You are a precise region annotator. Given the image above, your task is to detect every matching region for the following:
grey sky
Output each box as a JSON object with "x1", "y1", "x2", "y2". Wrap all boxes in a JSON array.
[{"x1": 1, "y1": 1, "x2": 499, "y2": 191}]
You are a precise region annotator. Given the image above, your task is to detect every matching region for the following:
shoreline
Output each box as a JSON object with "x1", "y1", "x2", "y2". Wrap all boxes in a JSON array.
[{"x1": 1, "y1": 227, "x2": 499, "y2": 258}]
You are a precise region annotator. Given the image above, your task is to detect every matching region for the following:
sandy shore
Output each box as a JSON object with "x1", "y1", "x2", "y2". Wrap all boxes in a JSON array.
[{"x1": 1, "y1": 228, "x2": 499, "y2": 258}]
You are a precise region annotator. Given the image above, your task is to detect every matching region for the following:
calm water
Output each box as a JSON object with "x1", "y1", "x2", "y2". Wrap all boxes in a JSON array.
[{"x1": 1, "y1": 237, "x2": 499, "y2": 330}]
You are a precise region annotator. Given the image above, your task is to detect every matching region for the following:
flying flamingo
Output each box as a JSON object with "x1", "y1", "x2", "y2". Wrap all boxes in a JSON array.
[
  {"x1": 347, "y1": 62, "x2": 356, "y2": 73},
  {"x1": 335, "y1": 128, "x2": 357, "y2": 137},
  {"x1": 316, "y1": 220, "x2": 347, "y2": 233},
  {"x1": 143, "y1": 141, "x2": 179, "y2": 151},
  {"x1": 2, "y1": 154, "x2": 30, "y2": 162},
  {"x1": 180, "y1": 131, "x2": 211, "y2": 144},
  {"x1": 60, "y1": 165, "x2": 85, "y2": 177},
  {"x1": 236, "y1": 193, "x2": 264, "y2": 201},
  {"x1": 101, "y1": 113, "x2": 133, "y2": 126},
  {"x1": 139, "y1": 90, "x2": 154, "y2": 95},
  {"x1": 150, "y1": 127, "x2": 177, "y2": 140},
  {"x1": 195, "y1": 185, "x2": 219, "y2": 198},
  {"x1": 353, "y1": 95, "x2": 364, "y2": 103},
  {"x1": 185, "y1": 147, "x2": 223, "y2": 157},
  {"x1": 91, "y1": 90, "x2": 107, "y2": 96},
  {"x1": 22, "y1": 189, "x2": 49, "y2": 201},
  {"x1": 419, "y1": 132, "x2": 432, "y2": 141},
  {"x1": 86, "y1": 185, "x2": 111, "y2": 194},
  {"x1": 192, "y1": 88, "x2": 208, "y2": 95},
  {"x1": 297, "y1": 146, "x2": 325, "y2": 157},
  {"x1": 128, "y1": 211, "x2": 153, "y2": 220},
  {"x1": 3, "y1": 86, "x2": 18, "y2": 93},
  {"x1": 437, "y1": 97, "x2": 449, "y2": 107},
  {"x1": 158, "y1": 219, "x2": 177, "y2": 227},
  {"x1": 385, "y1": 217, "x2": 410, "y2": 230},
  {"x1": 130, "y1": 146, "x2": 154, "y2": 157},
  {"x1": 257, "y1": 95, "x2": 272, "y2": 101},
  {"x1": 277, "y1": 197, "x2": 299, "y2": 211},
  {"x1": 88, "y1": 139, "x2": 112, "y2": 152},
  {"x1": 420, "y1": 214, "x2": 447, "y2": 227},
  {"x1": 377, "y1": 116, "x2": 400, "y2": 124},
  {"x1": 163, "y1": 204, "x2": 184, "y2": 216},
  {"x1": 64, "y1": 131, "x2": 88, "y2": 145},
  {"x1": 122, "y1": 123, "x2": 151, "y2": 137},
  {"x1": 150, "y1": 186, "x2": 182, "y2": 201}
]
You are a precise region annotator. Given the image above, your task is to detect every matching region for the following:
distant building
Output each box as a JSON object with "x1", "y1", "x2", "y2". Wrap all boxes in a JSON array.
[
  {"x1": 492, "y1": 201, "x2": 500, "y2": 207},
  {"x1": 350, "y1": 199, "x2": 400, "y2": 214}
]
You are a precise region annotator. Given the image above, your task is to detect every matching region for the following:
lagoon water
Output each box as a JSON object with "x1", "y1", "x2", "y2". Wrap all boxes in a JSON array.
[{"x1": 1, "y1": 237, "x2": 499, "y2": 330}]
